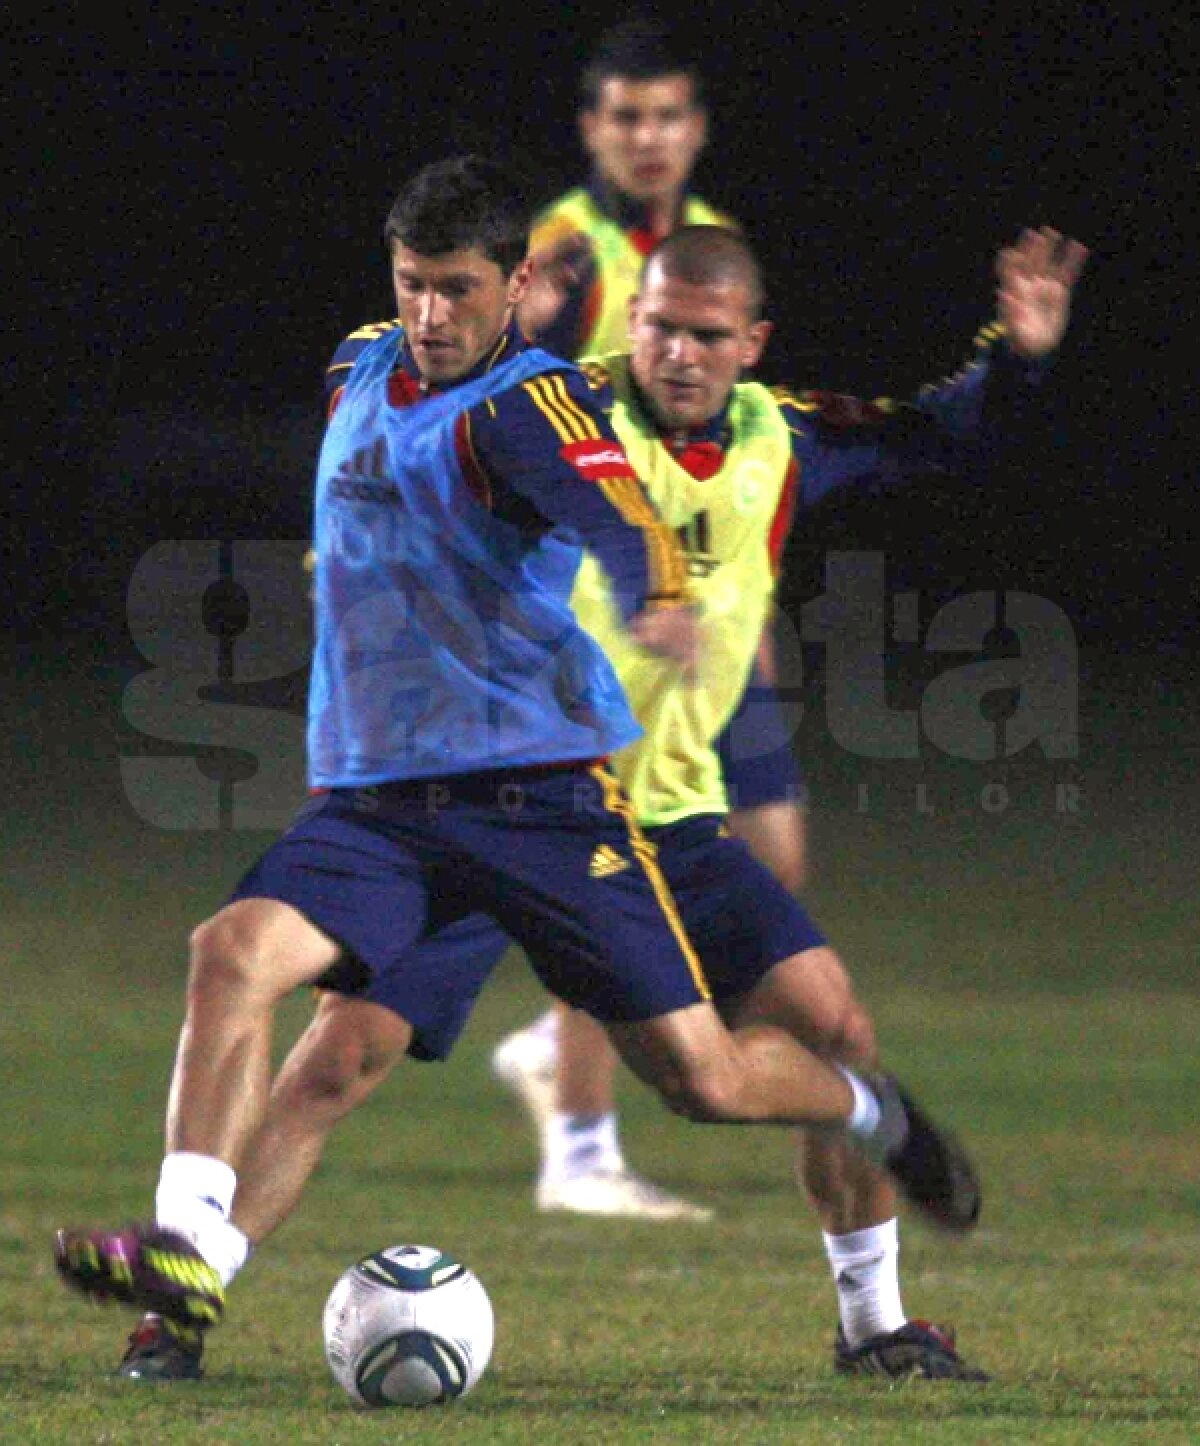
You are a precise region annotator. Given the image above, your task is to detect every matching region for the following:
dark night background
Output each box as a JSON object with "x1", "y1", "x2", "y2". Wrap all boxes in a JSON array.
[{"x1": 4, "y1": 1, "x2": 1196, "y2": 842}]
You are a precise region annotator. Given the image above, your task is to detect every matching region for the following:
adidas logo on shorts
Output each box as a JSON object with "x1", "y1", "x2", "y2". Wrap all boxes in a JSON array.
[{"x1": 588, "y1": 844, "x2": 630, "y2": 879}]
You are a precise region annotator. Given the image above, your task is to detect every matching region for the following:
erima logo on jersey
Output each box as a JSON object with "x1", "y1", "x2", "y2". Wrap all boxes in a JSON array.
[
  {"x1": 588, "y1": 844, "x2": 630, "y2": 878},
  {"x1": 329, "y1": 438, "x2": 399, "y2": 505},
  {"x1": 560, "y1": 440, "x2": 638, "y2": 482}
]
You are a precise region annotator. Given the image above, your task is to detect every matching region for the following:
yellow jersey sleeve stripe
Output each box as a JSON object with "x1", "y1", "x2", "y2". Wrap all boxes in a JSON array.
[
  {"x1": 597, "y1": 479, "x2": 687, "y2": 599},
  {"x1": 769, "y1": 385, "x2": 805, "y2": 407},
  {"x1": 526, "y1": 378, "x2": 685, "y2": 600},
  {"x1": 598, "y1": 476, "x2": 656, "y2": 528},
  {"x1": 522, "y1": 376, "x2": 580, "y2": 442},
  {"x1": 343, "y1": 320, "x2": 401, "y2": 342},
  {"x1": 523, "y1": 374, "x2": 591, "y2": 443},
  {"x1": 588, "y1": 765, "x2": 712, "y2": 1000},
  {"x1": 545, "y1": 372, "x2": 606, "y2": 441}
]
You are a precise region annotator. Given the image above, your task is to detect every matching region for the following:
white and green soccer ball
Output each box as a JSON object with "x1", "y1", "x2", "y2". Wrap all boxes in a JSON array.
[{"x1": 322, "y1": 1244, "x2": 494, "y2": 1408}]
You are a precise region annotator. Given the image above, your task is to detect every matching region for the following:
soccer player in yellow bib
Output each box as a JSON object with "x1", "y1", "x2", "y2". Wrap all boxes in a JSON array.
[
  {"x1": 502, "y1": 220, "x2": 1083, "y2": 1373},
  {"x1": 496, "y1": 15, "x2": 811, "y2": 1224}
]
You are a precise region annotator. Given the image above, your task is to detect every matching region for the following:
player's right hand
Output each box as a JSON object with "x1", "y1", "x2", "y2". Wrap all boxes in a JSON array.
[{"x1": 629, "y1": 605, "x2": 700, "y2": 678}]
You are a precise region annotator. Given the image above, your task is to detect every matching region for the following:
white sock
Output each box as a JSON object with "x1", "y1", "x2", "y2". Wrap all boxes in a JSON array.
[
  {"x1": 156, "y1": 1151, "x2": 237, "y2": 1227},
  {"x1": 527, "y1": 1009, "x2": 560, "y2": 1044},
  {"x1": 542, "y1": 1111, "x2": 622, "y2": 1182},
  {"x1": 823, "y1": 1219, "x2": 906, "y2": 1348},
  {"x1": 834, "y1": 1066, "x2": 883, "y2": 1141},
  {"x1": 155, "y1": 1151, "x2": 250, "y2": 1286}
]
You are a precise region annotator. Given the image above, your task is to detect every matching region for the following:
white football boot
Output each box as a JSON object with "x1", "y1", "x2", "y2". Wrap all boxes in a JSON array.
[{"x1": 536, "y1": 1166, "x2": 714, "y2": 1223}]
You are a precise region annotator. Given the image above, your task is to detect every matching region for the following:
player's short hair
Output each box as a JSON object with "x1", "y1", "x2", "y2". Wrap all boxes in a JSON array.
[
  {"x1": 580, "y1": 14, "x2": 705, "y2": 110},
  {"x1": 383, "y1": 155, "x2": 531, "y2": 275},
  {"x1": 643, "y1": 225, "x2": 765, "y2": 319}
]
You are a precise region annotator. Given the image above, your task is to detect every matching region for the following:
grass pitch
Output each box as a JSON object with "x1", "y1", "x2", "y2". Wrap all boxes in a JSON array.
[{"x1": 3, "y1": 651, "x2": 1198, "y2": 1443}]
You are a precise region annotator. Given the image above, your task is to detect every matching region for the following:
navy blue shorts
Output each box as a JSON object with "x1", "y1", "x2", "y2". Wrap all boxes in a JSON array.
[
  {"x1": 228, "y1": 764, "x2": 712, "y2": 1059},
  {"x1": 715, "y1": 678, "x2": 806, "y2": 812},
  {"x1": 650, "y1": 815, "x2": 824, "y2": 1003},
  {"x1": 240, "y1": 802, "x2": 826, "y2": 1061}
]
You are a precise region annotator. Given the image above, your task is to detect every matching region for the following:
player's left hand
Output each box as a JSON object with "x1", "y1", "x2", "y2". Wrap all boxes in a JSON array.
[{"x1": 995, "y1": 226, "x2": 1089, "y2": 359}]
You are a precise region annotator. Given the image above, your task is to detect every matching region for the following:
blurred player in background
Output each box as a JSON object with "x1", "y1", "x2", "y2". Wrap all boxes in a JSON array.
[{"x1": 495, "y1": 12, "x2": 811, "y2": 1224}]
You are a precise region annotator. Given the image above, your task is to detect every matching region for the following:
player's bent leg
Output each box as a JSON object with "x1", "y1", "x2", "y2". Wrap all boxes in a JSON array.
[
  {"x1": 721, "y1": 945, "x2": 979, "y2": 1231},
  {"x1": 232, "y1": 992, "x2": 413, "y2": 1246},
  {"x1": 722, "y1": 945, "x2": 897, "y2": 1229},
  {"x1": 606, "y1": 1002, "x2": 856, "y2": 1126},
  {"x1": 727, "y1": 947, "x2": 986, "y2": 1374},
  {"x1": 111, "y1": 994, "x2": 414, "y2": 1383},
  {"x1": 720, "y1": 945, "x2": 875, "y2": 1063},
  {"x1": 610, "y1": 1000, "x2": 981, "y2": 1232}
]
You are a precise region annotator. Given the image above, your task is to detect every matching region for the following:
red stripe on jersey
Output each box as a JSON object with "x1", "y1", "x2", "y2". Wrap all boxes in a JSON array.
[
  {"x1": 768, "y1": 458, "x2": 799, "y2": 575},
  {"x1": 387, "y1": 371, "x2": 425, "y2": 409},
  {"x1": 802, "y1": 391, "x2": 887, "y2": 429},
  {"x1": 560, "y1": 438, "x2": 639, "y2": 482},
  {"x1": 454, "y1": 412, "x2": 492, "y2": 509}
]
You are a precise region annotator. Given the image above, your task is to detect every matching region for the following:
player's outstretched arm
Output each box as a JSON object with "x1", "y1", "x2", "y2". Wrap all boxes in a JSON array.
[{"x1": 995, "y1": 226, "x2": 1089, "y2": 359}]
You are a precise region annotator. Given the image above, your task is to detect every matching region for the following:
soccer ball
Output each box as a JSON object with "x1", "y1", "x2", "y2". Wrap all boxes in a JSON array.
[{"x1": 323, "y1": 1244, "x2": 494, "y2": 1408}]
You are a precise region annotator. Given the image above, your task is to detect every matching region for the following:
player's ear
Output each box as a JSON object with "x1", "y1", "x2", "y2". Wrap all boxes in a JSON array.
[
  {"x1": 579, "y1": 105, "x2": 599, "y2": 158},
  {"x1": 507, "y1": 257, "x2": 534, "y2": 308},
  {"x1": 741, "y1": 319, "x2": 772, "y2": 370},
  {"x1": 624, "y1": 288, "x2": 647, "y2": 349}
]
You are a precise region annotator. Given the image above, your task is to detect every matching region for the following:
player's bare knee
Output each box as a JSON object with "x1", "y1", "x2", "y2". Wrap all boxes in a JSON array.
[
  {"x1": 323, "y1": 1015, "x2": 402, "y2": 1094},
  {"x1": 187, "y1": 903, "x2": 314, "y2": 1005},
  {"x1": 186, "y1": 913, "x2": 261, "y2": 998},
  {"x1": 803, "y1": 951, "x2": 876, "y2": 1065}
]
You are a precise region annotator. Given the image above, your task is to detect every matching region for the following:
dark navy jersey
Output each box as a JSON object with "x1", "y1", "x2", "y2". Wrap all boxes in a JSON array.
[{"x1": 325, "y1": 318, "x2": 686, "y2": 618}]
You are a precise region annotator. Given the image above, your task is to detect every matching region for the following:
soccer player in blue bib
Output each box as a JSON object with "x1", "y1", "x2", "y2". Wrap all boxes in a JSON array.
[{"x1": 54, "y1": 156, "x2": 985, "y2": 1381}]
